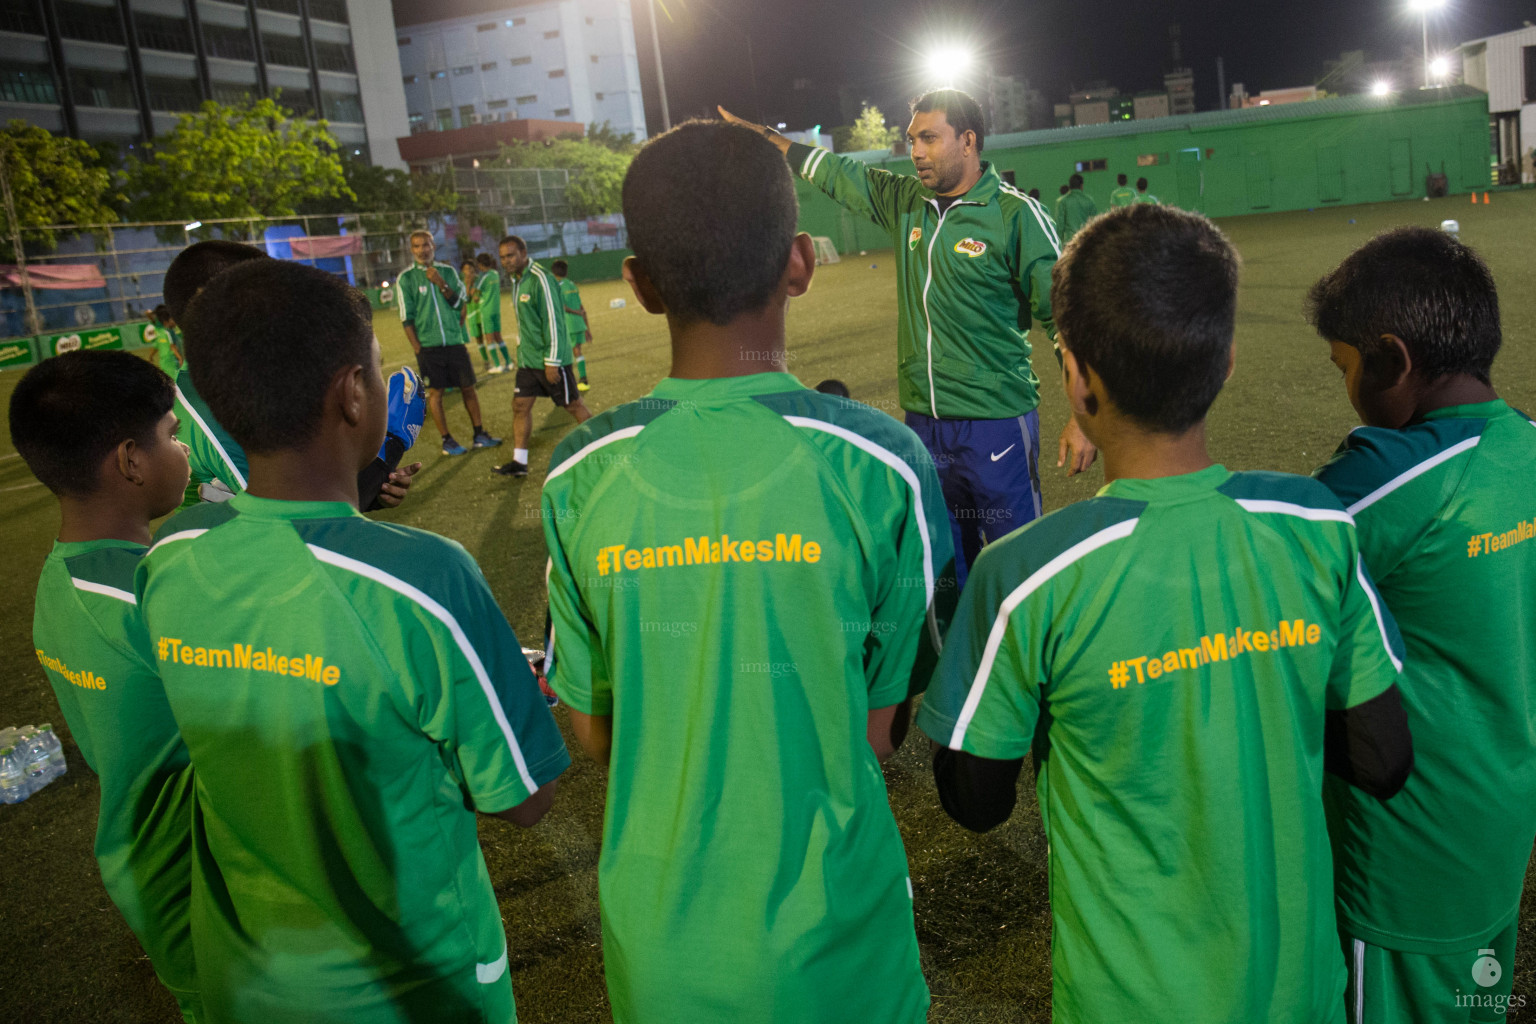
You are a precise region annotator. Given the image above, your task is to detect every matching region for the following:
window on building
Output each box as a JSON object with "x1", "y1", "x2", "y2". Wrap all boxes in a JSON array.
[
  {"x1": 1074, "y1": 157, "x2": 1108, "y2": 173},
  {"x1": 487, "y1": 99, "x2": 509, "y2": 109},
  {"x1": 0, "y1": 62, "x2": 57, "y2": 105},
  {"x1": 594, "y1": 91, "x2": 604, "y2": 101},
  {"x1": 271, "y1": 86, "x2": 315, "y2": 118},
  {"x1": 477, "y1": 22, "x2": 497, "y2": 32},
  {"x1": 516, "y1": 93, "x2": 537, "y2": 104},
  {"x1": 508, "y1": 17, "x2": 525, "y2": 26},
  {"x1": 430, "y1": 70, "x2": 446, "y2": 79},
  {"x1": 590, "y1": 55, "x2": 599, "y2": 63},
  {"x1": 435, "y1": 107, "x2": 453, "y2": 130},
  {"x1": 510, "y1": 56, "x2": 532, "y2": 65},
  {"x1": 211, "y1": 82, "x2": 256, "y2": 106},
  {"x1": 554, "y1": 107, "x2": 570, "y2": 116},
  {"x1": 544, "y1": 29, "x2": 559, "y2": 39},
  {"x1": 459, "y1": 104, "x2": 476, "y2": 121},
  {"x1": 323, "y1": 91, "x2": 364, "y2": 123},
  {"x1": 56, "y1": 2, "x2": 124, "y2": 46},
  {"x1": 481, "y1": 61, "x2": 497, "y2": 70},
  {"x1": 1136, "y1": 153, "x2": 1168, "y2": 167},
  {"x1": 1524, "y1": 45, "x2": 1536, "y2": 104},
  {"x1": 203, "y1": 23, "x2": 255, "y2": 61},
  {"x1": 135, "y1": 13, "x2": 193, "y2": 54},
  {"x1": 68, "y1": 67, "x2": 135, "y2": 108},
  {"x1": 548, "y1": 69, "x2": 565, "y2": 78},
  {"x1": 262, "y1": 33, "x2": 310, "y2": 69},
  {"x1": 403, "y1": 75, "x2": 419, "y2": 85},
  {"x1": 453, "y1": 65, "x2": 474, "y2": 76},
  {"x1": 308, "y1": 0, "x2": 347, "y2": 23},
  {"x1": 313, "y1": 40, "x2": 355, "y2": 73},
  {"x1": 397, "y1": 37, "x2": 411, "y2": 46},
  {"x1": 0, "y1": 2, "x2": 44, "y2": 35},
  {"x1": 144, "y1": 75, "x2": 201, "y2": 112}
]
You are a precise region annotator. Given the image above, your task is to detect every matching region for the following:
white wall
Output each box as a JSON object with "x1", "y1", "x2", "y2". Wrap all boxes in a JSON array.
[{"x1": 347, "y1": 0, "x2": 412, "y2": 168}]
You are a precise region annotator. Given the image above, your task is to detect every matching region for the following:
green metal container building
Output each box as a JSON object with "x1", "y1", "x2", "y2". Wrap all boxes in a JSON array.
[{"x1": 800, "y1": 86, "x2": 1493, "y2": 253}]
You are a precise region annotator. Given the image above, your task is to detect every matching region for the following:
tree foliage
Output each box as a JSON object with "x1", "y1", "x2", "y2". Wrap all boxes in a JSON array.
[
  {"x1": 124, "y1": 98, "x2": 352, "y2": 228},
  {"x1": 303, "y1": 162, "x2": 459, "y2": 216},
  {"x1": 0, "y1": 120, "x2": 121, "y2": 260},
  {"x1": 489, "y1": 124, "x2": 634, "y2": 219},
  {"x1": 847, "y1": 105, "x2": 899, "y2": 153}
]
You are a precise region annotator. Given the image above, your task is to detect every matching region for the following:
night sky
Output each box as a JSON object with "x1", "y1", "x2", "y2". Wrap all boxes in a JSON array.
[{"x1": 395, "y1": 0, "x2": 1535, "y2": 133}]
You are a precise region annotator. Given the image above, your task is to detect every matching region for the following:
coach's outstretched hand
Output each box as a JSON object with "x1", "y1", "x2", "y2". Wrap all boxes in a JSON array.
[{"x1": 717, "y1": 107, "x2": 792, "y2": 155}]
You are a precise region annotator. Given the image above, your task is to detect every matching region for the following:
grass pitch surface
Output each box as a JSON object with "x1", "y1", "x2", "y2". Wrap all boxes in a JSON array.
[{"x1": 2, "y1": 192, "x2": 1533, "y2": 1021}]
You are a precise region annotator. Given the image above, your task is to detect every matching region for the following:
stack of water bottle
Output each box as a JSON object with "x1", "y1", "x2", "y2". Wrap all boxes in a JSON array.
[{"x1": 0, "y1": 724, "x2": 67, "y2": 804}]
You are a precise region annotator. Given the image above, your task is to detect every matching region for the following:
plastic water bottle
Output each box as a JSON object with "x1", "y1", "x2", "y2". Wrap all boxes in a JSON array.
[
  {"x1": 36, "y1": 724, "x2": 65, "y2": 781},
  {"x1": 19, "y1": 730, "x2": 51, "y2": 792},
  {"x1": 0, "y1": 746, "x2": 26, "y2": 803}
]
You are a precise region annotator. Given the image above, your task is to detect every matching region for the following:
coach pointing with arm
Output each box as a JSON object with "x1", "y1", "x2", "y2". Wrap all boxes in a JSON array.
[{"x1": 721, "y1": 91, "x2": 1095, "y2": 585}]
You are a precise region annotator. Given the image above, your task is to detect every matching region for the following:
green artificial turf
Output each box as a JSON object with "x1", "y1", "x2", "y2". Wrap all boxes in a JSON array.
[{"x1": 1, "y1": 192, "x2": 1532, "y2": 1021}]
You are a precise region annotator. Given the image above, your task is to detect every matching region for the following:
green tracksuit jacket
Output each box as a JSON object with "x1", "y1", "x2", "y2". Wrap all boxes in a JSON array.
[{"x1": 788, "y1": 143, "x2": 1061, "y2": 421}]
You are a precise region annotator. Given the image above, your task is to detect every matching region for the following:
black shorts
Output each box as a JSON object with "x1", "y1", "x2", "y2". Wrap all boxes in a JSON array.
[
  {"x1": 417, "y1": 345, "x2": 476, "y2": 391},
  {"x1": 515, "y1": 365, "x2": 578, "y2": 407}
]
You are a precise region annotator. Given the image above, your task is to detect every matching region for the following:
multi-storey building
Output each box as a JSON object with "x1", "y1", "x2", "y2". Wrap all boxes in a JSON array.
[
  {"x1": 0, "y1": 0, "x2": 411, "y2": 167},
  {"x1": 395, "y1": 0, "x2": 646, "y2": 141}
]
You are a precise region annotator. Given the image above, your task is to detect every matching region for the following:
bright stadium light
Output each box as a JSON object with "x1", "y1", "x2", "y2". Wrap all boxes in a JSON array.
[
  {"x1": 924, "y1": 46, "x2": 973, "y2": 87},
  {"x1": 1371, "y1": 79, "x2": 1392, "y2": 96},
  {"x1": 1409, "y1": 0, "x2": 1446, "y2": 87},
  {"x1": 1429, "y1": 55, "x2": 1451, "y2": 79}
]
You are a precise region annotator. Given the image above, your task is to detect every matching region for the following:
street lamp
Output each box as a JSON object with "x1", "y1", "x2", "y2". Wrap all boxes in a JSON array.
[
  {"x1": 1429, "y1": 55, "x2": 1451, "y2": 81},
  {"x1": 1409, "y1": 0, "x2": 1445, "y2": 88},
  {"x1": 924, "y1": 47, "x2": 972, "y2": 89},
  {"x1": 1371, "y1": 79, "x2": 1392, "y2": 96}
]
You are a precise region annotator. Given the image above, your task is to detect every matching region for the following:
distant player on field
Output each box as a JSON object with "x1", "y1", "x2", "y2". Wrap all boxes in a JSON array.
[
  {"x1": 721, "y1": 89, "x2": 1096, "y2": 587},
  {"x1": 460, "y1": 257, "x2": 488, "y2": 369},
  {"x1": 141, "y1": 260, "x2": 568, "y2": 1023},
  {"x1": 542, "y1": 119, "x2": 954, "y2": 1024},
  {"x1": 1054, "y1": 172, "x2": 1098, "y2": 242},
  {"x1": 551, "y1": 259, "x2": 591, "y2": 391},
  {"x1": 1308, "y1": 227, "x2": 1536, "y2": 1024},
  {"x1": 397, "y1": 230, "x2": 502, "y2": 456},
  {"x1": 1108, "y1": 172, "x2": 1137, "y2": 208},
  {"x1": 491, "y1": 235, "x2": 591, "y2": 478},
  {"x1": 917, "y1": 204, "x2": 1413, "y2": 1024},
  {"x1": 1135, "y1": 176, "x2": 1160, "y2": 204},
  {"x1": 12, "y1": 351, "x2": 201, "y2": 1022},
  {"x1": 475, "y1": 252, "x2": 511, "y2": 373}
]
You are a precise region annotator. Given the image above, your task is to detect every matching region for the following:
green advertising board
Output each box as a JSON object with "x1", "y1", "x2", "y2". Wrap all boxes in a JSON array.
[
  {"x1": 43, "y1": 326, "x2": 124, "y2": 357},
  {"x1": 0, "y1": 338, "x2": 33, "y2": 369}
]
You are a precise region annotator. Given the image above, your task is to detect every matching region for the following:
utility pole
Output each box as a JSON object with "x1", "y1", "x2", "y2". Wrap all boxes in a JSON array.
[
  {"x1": 649, "y1": 0, "x2": 671, "y2": 131},
  {"x1": 0, "y1": 140, "x2": 40, "y2": 337}
]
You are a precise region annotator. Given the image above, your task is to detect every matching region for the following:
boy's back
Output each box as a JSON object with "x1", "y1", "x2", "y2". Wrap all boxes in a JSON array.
[
  {"x1": 139, "y1": 494, "x2": 569, "y2": 1023},
  {"x1": 543, "y1": 375, "x2": 946, "y2": 1023},
  {"x1": 1317, "y1": 399, "x2": 1536, "y2": 949},
  {"x1": 919, "y1": 466, "x2": 1403, "y2": 1023}
]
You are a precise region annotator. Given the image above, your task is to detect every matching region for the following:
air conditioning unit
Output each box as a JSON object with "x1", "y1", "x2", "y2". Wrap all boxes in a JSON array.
[{"x1": 466, "y1": 113, "x2": 484, "y2": 125}]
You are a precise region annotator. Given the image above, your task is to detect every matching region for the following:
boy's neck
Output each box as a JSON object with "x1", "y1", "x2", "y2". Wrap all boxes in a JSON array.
[
  {"x1": 1410, "y1": 374, "x2": 1498, "y2": 422},
  {"x1": 56, "y1": 496, "x2": 153, "y2": 547},
  {"x1": 245, "y1": 448, "x2": 362, "y2": 508},
  {"x1": 1095, "y1": 419, "x2": 1214, "y2": 485},
  {"x1": 667, "y1": 305, "x2": 786, "y2": 379}
]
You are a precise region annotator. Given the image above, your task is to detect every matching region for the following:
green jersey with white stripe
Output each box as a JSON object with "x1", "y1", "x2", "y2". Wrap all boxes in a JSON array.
[
  {"x1": 786, "y1": 142, "x2": 1059, "y2": 421},
  {"x1": 1054, "y1": 188, "x2": 1099, "y2": 242},
  {"x1": 397, "y1": 261, "x2": 468, "y2": 348},
  {"x1": 1108, "y1": 186, "x2": 1138, "y2": 208},
  {"x1": 512, "y1": 262, "x2": 571, "y2": 369},
  {"x1": 32, "y1": 539, "x2": 200, "y2": 1017},
  {"x1": 475, "y1": 271, "x2": 502, "y2": 334},
  {"x1": 1316, "y1": 400, "x2": 1536, "y2": 953},
  {"x1": 542, "y1": 372, "x2": 953, "y2": 1024},
  {"x1": 175, "y1": 367, "x2": 248, "y2": 495},
  {"x1": 917, "y1": 466, "x2": 1404, "y2": 1024},
  {"x1": 137, "y1": 494, "x2": 570, "y2": 1023},
  {"x1": 1135, "y1": 191, "x2": 1160, "y2": 205},
  {"x1": 557, "y1": 277, "x2": 586, "y2": 339}
]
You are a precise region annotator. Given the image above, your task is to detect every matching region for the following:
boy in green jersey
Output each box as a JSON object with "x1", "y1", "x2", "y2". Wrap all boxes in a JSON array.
[
  {"x1": 461, "y1": 257, "x2": 488, "y2": 368},
  {"x1": 1054, "y1": 172, "x2": 1098, "y2": 241},
  {"x1": 147, "y1": 304, "x2": 184, "y2": 376},
  {"x1": 11, "y1": 350, "x2": 201, "y2": 1021},
  {"x1": 550, "y1": 259, "x2": 591, "y2": 390},
  {"x1": 475, "y1": 252, "x2": 511, "y2": 373},
  {"x1": 917, "y1": 203, "x2": 1414, "y2": 1024},
  {"x1": 1135, "y1": 176, "x2": 1160, "y2": 204},
  {"x1": 140, "y1": 260, "x2": 569, "y2": 1024},
  {"x1": 1108, "y1": 172, "x2": 1137, "y2": 208},
  {"x1": 1308, "y1": 227, "x2": 1536, "y2": 1024},
  {"x1": 541, "y1": 120, "x2": 954, "y2": 1024}
]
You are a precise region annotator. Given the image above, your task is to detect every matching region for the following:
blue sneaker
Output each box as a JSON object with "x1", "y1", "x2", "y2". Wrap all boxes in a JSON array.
[
  {"x1": 380, "y1": 366, "x2": 425, "y2": 460},
  {"x1": 441, "y1": 435, "x2": 468, "y2": 456},
  {"x1": 472, "y1": 430, "x2": 502, "y2": 449}
]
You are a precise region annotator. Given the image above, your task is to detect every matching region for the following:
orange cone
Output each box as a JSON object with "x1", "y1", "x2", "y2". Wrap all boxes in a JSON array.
[
  {"x1": 1483, "y1": 191, "x2": 1491, "y2": 204},
  {"x1": 1471, "y1": 192, "x2": 1478, "y2": 204}
]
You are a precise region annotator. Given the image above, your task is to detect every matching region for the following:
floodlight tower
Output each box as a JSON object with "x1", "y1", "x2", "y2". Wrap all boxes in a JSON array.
[{"x1": 1409, "y1": 0, "x2": 1445, "y2": 88}]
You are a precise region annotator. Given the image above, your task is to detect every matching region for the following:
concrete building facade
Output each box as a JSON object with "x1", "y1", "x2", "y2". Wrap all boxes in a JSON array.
[{"x1": 1459, "y1": 23, "x2": 1536, "y2": 181}]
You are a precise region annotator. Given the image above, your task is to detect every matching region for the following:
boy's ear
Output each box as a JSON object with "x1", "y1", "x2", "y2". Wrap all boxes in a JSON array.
[
  {"x1": 622, "y1": 256, "x2": 667, "y2": 315},
  {"x1": 1061, "y1": 346, "x2": 1097, "y2": 418},
  {"x1": 785, "y1": 233, "x2": 816, "y2": 298},
  {"x1": 1225, "y1": 341, "x2": 1236, "y2": 382},
  {"x1": 1373, "y1": 333, "x2": 1414, "y2": 389},
  {"x1": 114, "y1": 438, "x2": 145, "y2": 487},
  {"x1": 335, "y1": 363, "x2": 367, "y2": 428}
]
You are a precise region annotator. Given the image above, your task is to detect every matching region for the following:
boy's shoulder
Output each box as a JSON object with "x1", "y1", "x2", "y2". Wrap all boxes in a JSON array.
[
  {"x1": 750, "y1": 388, "x2": 931, "y2": 466},
  {"x1": 546, "y1": 394, "x2": 678, "y2": 485},
  {"x1": 54, "y1": 543, "x2": 145, "y2": 595},
  {"x1": 1218, "y1": 469, "x2": 1352, "y2": 516},
  {"x1": 971, "y1": 493, "x2": 1146, "y2": 594},
  {"x1": 1313, "y1": 418, "x2": 1488, "y2": 515}
]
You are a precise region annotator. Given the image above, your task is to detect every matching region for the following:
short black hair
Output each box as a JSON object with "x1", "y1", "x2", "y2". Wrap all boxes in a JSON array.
[
  {"x1": 1117, "y1": 173, "x2": 1128, "y2": 186},
  {"x1": 814, "y1": 378, "x2": 850, "y2": 398},
  {"x1": 1136, "y1": 177, "x2": 1149, "y2": 191},
  {"x1": 182, "y1": 261, "x2": 374, "y2": 455},
  {"x1": 460, "y1": 255, "x2": 478, "y2": 268},
  {"x1": 1028, "y1": 188, "x2": 1041, "y2": 200},
  {"x1": 551, "y1": 259, "x2": 569, "y2": 276},
  {"x1": 1307, "y1": 227, "x2": 1501, "y2": 386},
  {"x1": 909, "y1": 89, "x2": 986, "y2": 151},
  {"x1": 9, "y1": 351, "x2": 175, "y2": 498},
  {"x1": 1052, "y1": 204, "x2": 1239, "y2": 433},
  {"x1": 163, "y1": 240, "x2": 267, "y2": 322},
  {"x1": 622, "y1": 119, "x2": 798, "y2": 326},
  {"x1": 1059, "y1": 184, "x2": 1069, "y2": 195},
  {"x1": 151, "y1": 303, "x2": 170, "y2": 324},
  {"x1": 500, "y1": 234, "x2": 526, "y2": 252},
  {"x1": 1069, "y1": 173, "x2": 1084, "y2": 189},
  {"x1": 475, "y1": 253, "x2": 497, "y2": 269}
]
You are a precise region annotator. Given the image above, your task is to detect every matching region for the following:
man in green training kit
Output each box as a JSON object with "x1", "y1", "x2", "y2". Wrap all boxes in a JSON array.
[
  {"x1": 1308, "y1": 228, "x2": 1536, "y2": 1024},
  {"x1": 551, "y1": 259, "x2": 591, "y2": 390},
  {"x1": 1108, "y1": 172, "x2": 1137, "y2": 208},
  {"x1": 1135, "y1": 176, "x2": 1160, "y2": 204},
  {"x1": 542, "y1": 120, "x2": 953, "y2": 1024},
  {"x1": 1055, "y1": 172, "x2": 1098, "y2": 241},
  {"x1": 721, "y1": 90, "x2": 1095, "y2": 588},
  {"x1": 397, "y1": 230, "x2": 502, "y2": 456},
  {"x1": 139, "y1": 260, "x2": 568, "y2": 1023},
  {"x1": 918, "y1": 204, "x2": 1414, "y2": 1024},
  {"x1": 475, "y1": 252, "x2": 511, "y2": 372},
  {"x1": 491, "y1": 235, "x2": 591, "y2": 478},
  {"x1": 13, "y1": 351, "x2": 200, "y2": 1021}
]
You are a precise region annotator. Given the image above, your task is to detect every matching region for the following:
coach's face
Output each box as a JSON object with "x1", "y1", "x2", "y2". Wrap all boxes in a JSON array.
[
  {"x1": 908, "y1": 110, "x2": 975, "y2": 196},
  {"x1": 499, "y1": 241, "x2": 529, "y2": 276},
  {"x1": 410, "y1": 233, "x2": 435, "y2": 265}
]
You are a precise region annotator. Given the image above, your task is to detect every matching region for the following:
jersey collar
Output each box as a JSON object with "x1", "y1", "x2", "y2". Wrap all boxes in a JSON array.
[
  {"x1": 1422, "y1": 398, "x2": 1509, "y2": 421},
  {"x1": 51, "y1": 537, "x2": 147, "y2": 557},
  {"x1": 228, "y1": 492, "x2": 361, "y2": 521},
  {"x1": 1097, "y1": 463, "x2": 1233, "y2": 503},
  {"x1": 649, "y1": 372, "x2": 805, "y2": 401}
]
